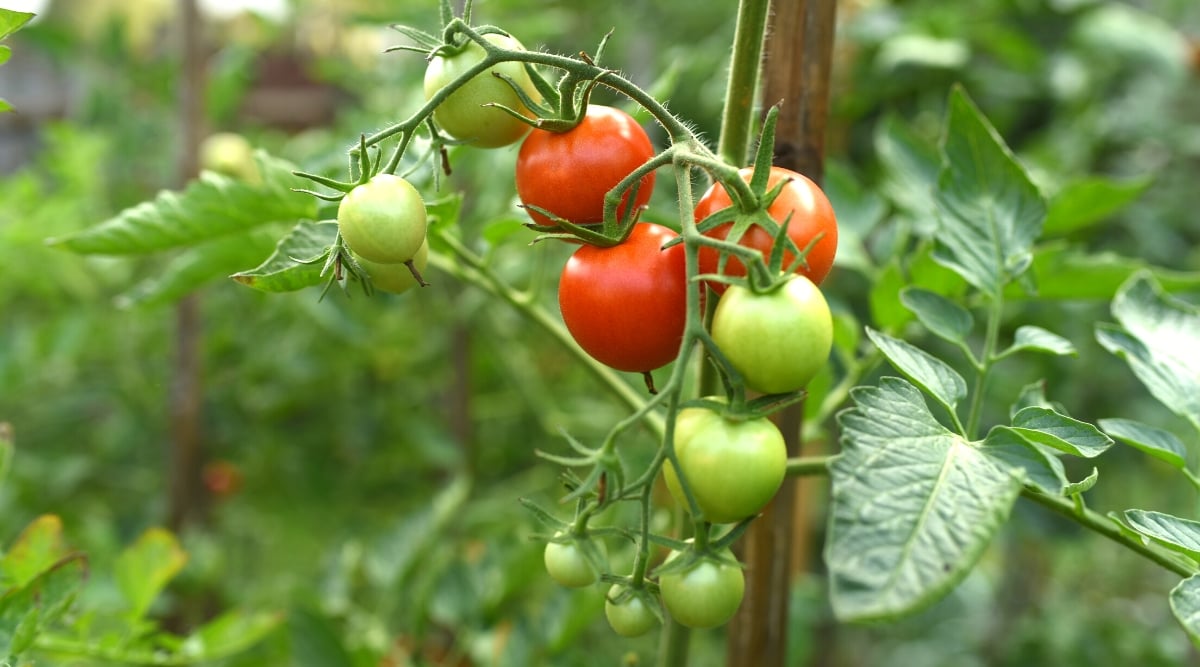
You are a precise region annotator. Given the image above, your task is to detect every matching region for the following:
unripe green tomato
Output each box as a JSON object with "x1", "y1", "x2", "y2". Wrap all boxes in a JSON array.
[
  {"x1": 543, "y1": 532, "x2": 606, "y2": 588},
  {"x1": 336, "y1": 174, "x2": 428, "y2": 264},
  {"x1": 423, "y1": 33, "x2": 541, "y2": 148},
  {"x1": 658, "y1": 549, "x2": 745, "y2": 629},
  {"x1": 353, "y1": 240, "x2": 428, "y2": 294},
  {"x1": 711, "y1": 275, "x2": 833, "y2": 394},
  {"x1": 200, "y1": 132, "x2": 260, "y2": 184},
  {"x1": 662, "y1": 406, "x2": 786, "y2": 524},
  {"x1": 605, "y1": 584, "x2": 659, "y2": 637}
]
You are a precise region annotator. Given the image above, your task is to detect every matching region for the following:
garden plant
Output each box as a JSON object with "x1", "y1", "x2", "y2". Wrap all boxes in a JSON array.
[{"x1": 3, "y1": 0, "x2": 1200, "y2": 665}]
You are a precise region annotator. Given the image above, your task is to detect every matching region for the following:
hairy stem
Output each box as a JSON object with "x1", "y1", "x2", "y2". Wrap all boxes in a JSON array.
[{"x1": 717, "y1": 0, "x2": 772, "y2": 166}]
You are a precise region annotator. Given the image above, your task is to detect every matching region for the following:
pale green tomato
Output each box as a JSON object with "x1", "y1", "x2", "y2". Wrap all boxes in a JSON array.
[
  {"x1": 353, "y1": 241, "x2": 428, "y2": 294},
  {"x1": 658, "y1": 548, "x2": 745, "y2": 629},
  {"x1": 605, "y1": 584, "x2": 659, "y2": 637},
  {"x1": 423, "y1": 33, "x2": 541, "y2": 148},
  {"x1": 200, "y1": 132, "x2": 260, "y2": 184},
  {"x1": 543, "y1": 532, "x2": 607, "y2": 588},
  {"x1": 336, "y1": 174, "x2": 427, "y2": 264},
  {"x1": 711, "y1": 275, "x2": 833, "y2": 394},
  {"x1": 662, "y1": 406, "x2": 786, "y2": 524}
]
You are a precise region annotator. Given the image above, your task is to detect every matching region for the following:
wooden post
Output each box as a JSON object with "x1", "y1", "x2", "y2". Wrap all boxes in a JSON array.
[
  {"x1": 725, "y1": 1, "x2": 838, "y2": 665},
  {"x1": 167, "y1": 0, "x2": 206, "y2": 532}
]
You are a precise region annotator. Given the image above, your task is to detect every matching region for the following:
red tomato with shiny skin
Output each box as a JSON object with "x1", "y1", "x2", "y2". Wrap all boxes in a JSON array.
[
  {"x1": 517, "y1": 105, "x2": 656, "y2": 227},
  {"x1": 695, "y1": 166, "x2": 837, "y2": 293},
  {"x1": 558, "y1": 223, "x2": 690, "y2": 373}
]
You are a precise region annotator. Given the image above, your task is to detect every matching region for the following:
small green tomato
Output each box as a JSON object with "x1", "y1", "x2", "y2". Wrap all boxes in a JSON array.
[{"x1": 336, "y1": 174, "x2": 427, "y2": 264}]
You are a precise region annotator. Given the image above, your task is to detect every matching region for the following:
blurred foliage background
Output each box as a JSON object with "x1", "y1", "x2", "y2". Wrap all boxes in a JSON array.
[{"x1": 1, "y1": 0, "x2": 1199, "y2": 665}]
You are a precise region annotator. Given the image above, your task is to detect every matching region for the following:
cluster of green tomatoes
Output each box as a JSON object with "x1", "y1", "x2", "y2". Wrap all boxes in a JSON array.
[{"x1": 333, "y1": 27, "x2": 839, "y2": 636}]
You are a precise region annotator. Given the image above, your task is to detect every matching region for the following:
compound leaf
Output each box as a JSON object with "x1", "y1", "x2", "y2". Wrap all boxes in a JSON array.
[{"x1": 826, "y1": 377, "x2": 1022, "y2": 621}]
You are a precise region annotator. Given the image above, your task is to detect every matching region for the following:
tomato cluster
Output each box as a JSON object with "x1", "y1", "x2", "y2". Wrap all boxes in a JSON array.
[{"x1": 405, "y1": 26, "x2": 843, "y2": 637}]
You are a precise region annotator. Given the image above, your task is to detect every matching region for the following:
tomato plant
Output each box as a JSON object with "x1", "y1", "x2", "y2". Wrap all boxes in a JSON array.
[
  {"x1": 658, "y1": 549, "x2": 745, "y2": 629},
  {"x1": 336, "y1": 174, "x2": 428, "y2": 265},
  {"x1": 516, "y1": 104, "x2": 656, "y2": 227},
  {"x1": 543, "y1": 533, "x2": 605, "y2": 588},
  {"x1": 711, "y1": 274, "x2": 833, "y2": 394},
  {"x1": 696, "y1": 166, "x2": 838, "y2": 293},
  {"x1": 353, "y1": 241, "x2": 429, "y2": 294},
  {"x1": 44, "y1": 1, "x2": 1200, "y2": 664},
  {"x1": 423, "y1": 32, "x2": 541, "y2": 148},
  {"x1": 604, "y1": 584, "x2": 660, "y2": 637},
  {"x1": 662, "y1": 405, "x2": 786, "y2": 524},
  {"x1": 558, "y1": 223, "x2": 690, "y2": 373}
]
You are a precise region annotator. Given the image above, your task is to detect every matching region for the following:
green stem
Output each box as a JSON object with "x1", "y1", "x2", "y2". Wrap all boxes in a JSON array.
[
  {"x1": 631, "y1": 481, "x2": 655, "y2": 586},
  {"x1": 697, "y1": 294, "x2": 721, "y2": 396},
  {"x1": 786, "y1": 455, "x2": 832, "y2": 477},
  {"x1": 371, "y1": 20, "x2": 761, "y2": 210},
  {"x1": 965, "y1": 291, "x2": 1004, "y2": 439},
  {"x1": 1021, "y1": 488, "x2": 1196, "y2": 578},
  {"x1": 657, "y1": 619, "x2": 692, "y2": 667},
  {"x1": 716, "y1": 0, "x2": 772, "y2": 166},
  {"x1": 691, "y1": 0, "x2": 784, "y2": 388}
]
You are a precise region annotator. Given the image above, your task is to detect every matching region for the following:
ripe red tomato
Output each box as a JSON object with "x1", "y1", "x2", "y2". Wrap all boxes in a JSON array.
[
  {"x1": 662, "y1": 405, "x2": 787, "y2": 524},
  {"x1": 516, "y1": 105, "x2": 656, "y2": 227},
  {"x1": 695, "y1": 166, "x2": 837, "y2": 293},
  {"x1": 423, "y1": 33, "x2": 541, "y2": 148},
  {"x1": 558, "y1": 223, "x2": 690, "y2": 373},
  {"x1": 710, "y1": 275, "x2": 833, "y2": 394}
]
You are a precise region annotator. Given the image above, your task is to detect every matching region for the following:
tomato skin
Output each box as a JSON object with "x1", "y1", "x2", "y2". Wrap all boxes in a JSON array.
[
  {"x1": 658, "y1": 549, "x2": 745, "y2": 629},
  {"x1": 558, "y1": 223, "x2": 690, "y2": 373},
  {"x1": 353, "y1": 241, "x2": 428, "y2": 294},
  {"x1": 423, "y1": 33, "x2": 540, "y2": 148},
  {"x1": 337, "y1": 174, "x2": 427, "y2": 264},
  {"x1": 516, "y1": 105, "x2": 656, "y2": 227},
  {"x1": 696, "y1": 166, "x2": 837, "y2": 292},
  {"x1": 604, "y1": 584, "x2": 660, "y2": 637},
  {"x1": 711, "y1": 275, "x2": 833, "y2": 394},
  {"x1": 662, "y1": 406, "x2": 786, "y2": 524},
  {"x1": 543, "y1": 533, "x2": 605, "y2": 588}
]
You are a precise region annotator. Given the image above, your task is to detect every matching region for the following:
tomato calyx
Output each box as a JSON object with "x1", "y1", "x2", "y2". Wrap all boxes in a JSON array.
[
  {"x1": 675, "y1": 392, "x2": 807, "y2": 425},
  {"x1": 521, "y1": 182, "x2": 649, "y2": 248},
  {"x1": 651, "y1": 532, "x2": 747, "y2": 581},
  {"x1": 686, "y1": 106, "x2": 834, "y2": 295}
]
